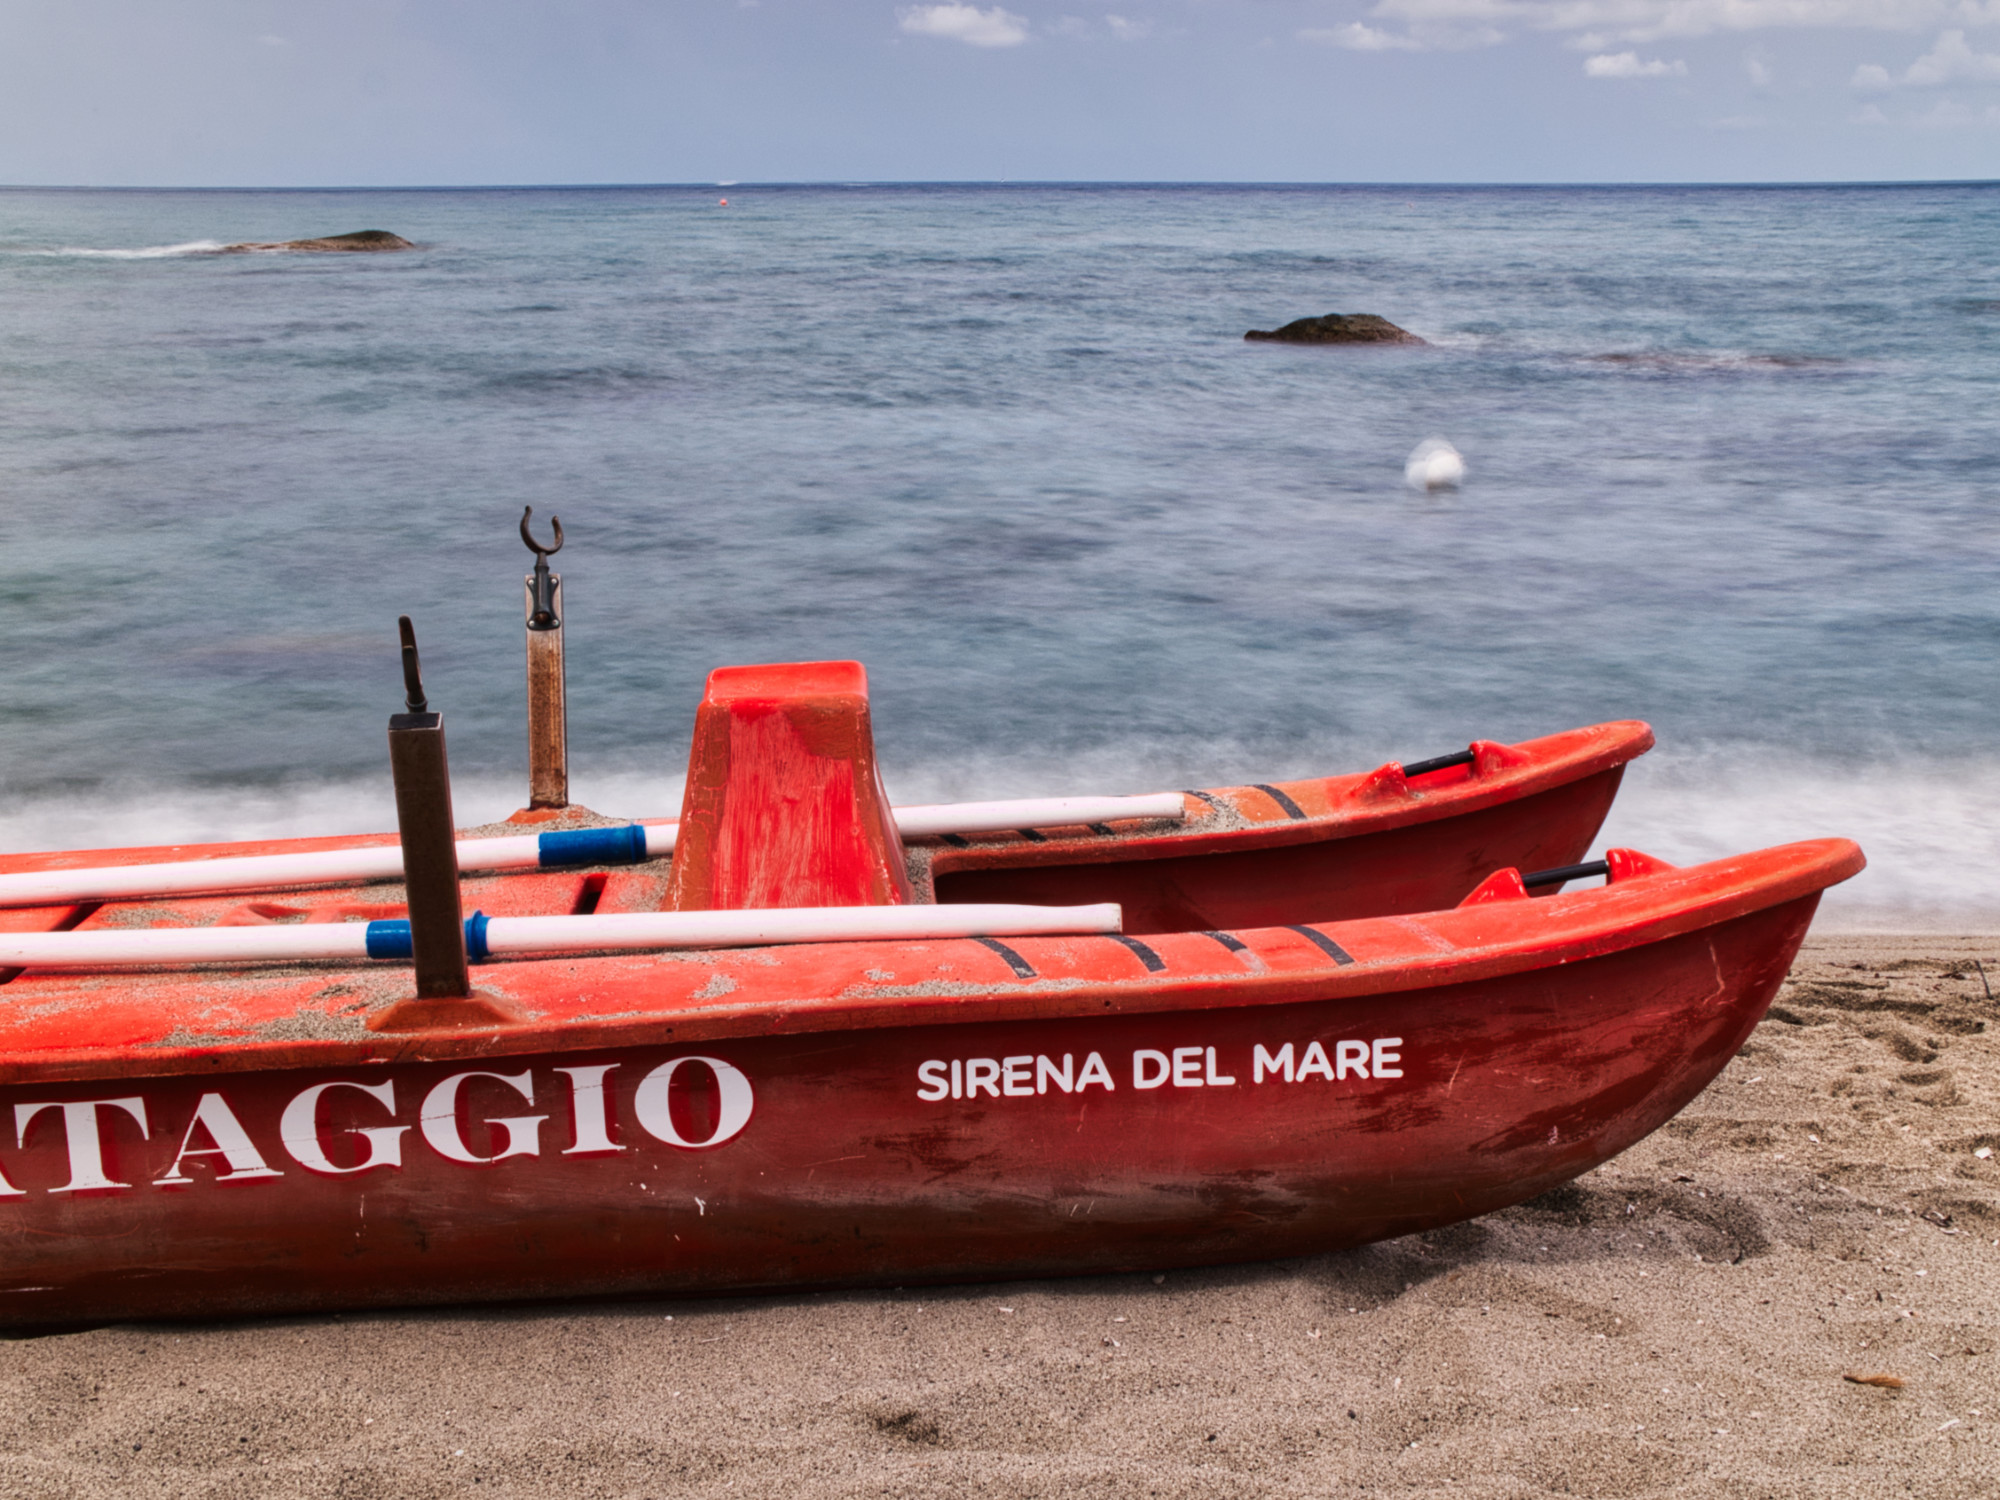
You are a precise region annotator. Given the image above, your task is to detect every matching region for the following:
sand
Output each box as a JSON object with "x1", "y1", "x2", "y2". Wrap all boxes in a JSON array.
[{"x1": 1, "y1": 934, "x2": 1993, "y2": 1498}]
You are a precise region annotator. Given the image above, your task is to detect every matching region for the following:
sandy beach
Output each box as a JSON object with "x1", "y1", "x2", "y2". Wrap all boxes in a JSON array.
[{"x1": 1, "y1": 932, "x2": 1992, "y2": 1498}]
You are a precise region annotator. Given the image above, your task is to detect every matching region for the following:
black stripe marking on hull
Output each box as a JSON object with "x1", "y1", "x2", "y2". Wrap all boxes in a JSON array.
[
  {"x1": 1250, "y1": 783, "x2": 1308, "y2": 820},
  {"x1": 972, "y1": 936, "x2": 1037, "y2": 978},
  {"x1": 1105, "y1": 934, "x2": 1166, "y2": 973},
  {"x1": 1283, "y1": 924, "x2": 1355, "y2": 966}
]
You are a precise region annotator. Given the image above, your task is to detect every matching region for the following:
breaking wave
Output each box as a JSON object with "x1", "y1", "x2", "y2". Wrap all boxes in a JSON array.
[
  {"x1": 21, "y1": 240, "x2": 229, "y2": 259},
  {"x1": 1595, "y1": 748, "x2": 1999, "y2": 933},
  {"x1": 1582, "y1": 351, "x2": 1856, "y2": 376}
]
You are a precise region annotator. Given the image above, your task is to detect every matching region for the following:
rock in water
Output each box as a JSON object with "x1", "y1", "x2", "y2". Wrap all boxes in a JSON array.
[
  {"x1": 1405, "y1": 438, "x2": 1466, "y2": 492},
  {"x1": 218, "y1": 230, "x2": 415, "y2": 253},
  {"x1": 1244, "y1": 313, "x2": 1425, "y2": 345}
]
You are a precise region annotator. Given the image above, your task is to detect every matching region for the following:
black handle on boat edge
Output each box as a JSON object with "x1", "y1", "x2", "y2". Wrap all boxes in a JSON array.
[
  {"x1": 398, "y1": 615, "x2": 428, "y2": 713},
  {"x1": 1401, "y1": 747, "x2": 1476, "y2": 779},
  {"x1": 1521, "y1": 860, "x2": 1611, "y2": 889}
]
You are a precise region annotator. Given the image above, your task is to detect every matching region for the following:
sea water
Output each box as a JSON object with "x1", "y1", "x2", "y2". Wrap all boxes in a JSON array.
[{"x1": 2, "y1": 184, "x2": 1996, "y2": 927}]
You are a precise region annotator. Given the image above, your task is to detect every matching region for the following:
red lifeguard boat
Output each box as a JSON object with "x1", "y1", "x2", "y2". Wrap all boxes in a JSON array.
[{"x1": 0, "y1": 657, "x2": 1855, "y2": 1328}]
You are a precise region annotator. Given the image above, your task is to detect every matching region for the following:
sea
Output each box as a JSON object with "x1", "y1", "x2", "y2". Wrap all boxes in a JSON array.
[{"x1": 2, "y1": 183, "x2": 1996, "y2": 929}]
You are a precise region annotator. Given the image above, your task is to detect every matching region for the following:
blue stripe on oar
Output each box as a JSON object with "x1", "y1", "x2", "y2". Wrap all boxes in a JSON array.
[
  {"x1": 537, "y1": 824, "x2": 650, "y2": 868},
  {"x1": 365, "y1": 914, "x2": 491, "y2": 962}
]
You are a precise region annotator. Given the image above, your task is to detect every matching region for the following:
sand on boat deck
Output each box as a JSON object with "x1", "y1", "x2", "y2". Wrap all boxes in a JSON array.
[{"x1": 0, "y1": 934, "x2": 1993, "y2": 1499}]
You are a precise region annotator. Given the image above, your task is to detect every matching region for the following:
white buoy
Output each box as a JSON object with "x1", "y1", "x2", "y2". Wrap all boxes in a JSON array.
[{"x1": 1404, "y1": 438, "x2": 1466, "y2": 492}]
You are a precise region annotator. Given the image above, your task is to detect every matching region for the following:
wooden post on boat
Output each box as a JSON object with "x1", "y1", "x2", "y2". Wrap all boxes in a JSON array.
[
  {"x1": 388, "y1": 615, "x2": 472, "y2": 1000},
  {"x1": 522, "y1": 507, "x2": 567, "y2": 811}
]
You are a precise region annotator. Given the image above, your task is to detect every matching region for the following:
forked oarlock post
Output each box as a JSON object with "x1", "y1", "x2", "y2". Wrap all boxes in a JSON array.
[{"x1": 521, "y1": 506, "x2": 567, "y2": 811}]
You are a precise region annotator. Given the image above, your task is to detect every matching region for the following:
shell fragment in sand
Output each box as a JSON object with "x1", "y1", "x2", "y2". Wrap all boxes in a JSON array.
[{"x1": 1843, "y1": 1372, "x2": 1906, "y2": 1389}]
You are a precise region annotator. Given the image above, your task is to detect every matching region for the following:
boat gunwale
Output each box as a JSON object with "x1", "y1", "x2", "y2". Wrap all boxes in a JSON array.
[
  {"x1": 921, "y1": 720, "x2": 1655, "y2": 870},
  {"x1": 0, "y1": 836, "x2": 1862, "y2": 1087}
]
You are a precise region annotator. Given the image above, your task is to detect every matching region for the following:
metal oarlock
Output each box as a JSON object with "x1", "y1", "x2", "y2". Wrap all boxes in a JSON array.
[
  {"x1": 1521, "y1": 860, "x2": 1612, "y2": 889},
  {"x1": 388, "y1": 616, "x2": 471, "y2": 1000},
  {"x1": 521, "y1": 507, "x2": 567, "y2": 810},
  {"x1": 1400, "y1": 747, "x2": 1477, "y2": 779}
]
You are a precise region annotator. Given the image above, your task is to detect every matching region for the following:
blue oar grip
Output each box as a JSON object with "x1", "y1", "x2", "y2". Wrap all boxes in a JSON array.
[
  {"x1": 364, "y1": 920, "x2": 413, "y2": 960},
  {"x1": 536, "y1": 824, "x2": 650, "y2": 868},
  {"x1": 365, "y1": 913, "x2": 490, "y2": 963}
]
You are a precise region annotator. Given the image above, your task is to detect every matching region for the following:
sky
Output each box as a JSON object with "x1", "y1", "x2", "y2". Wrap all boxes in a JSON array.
[{"x1": 0, "y1": 1, "x2": 1996, "y2": 184}]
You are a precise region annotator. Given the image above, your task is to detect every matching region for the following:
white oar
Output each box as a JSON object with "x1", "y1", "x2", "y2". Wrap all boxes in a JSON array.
[
  {"x1": 0, "y1": 901, "x2": 1122, "y2": 971},
  {"x1": 0, "y1": 793, "x2": 1186, "y2": 911},
  {"x1": 885, "y1": 794, "x2": 1183, "y2": 838}
]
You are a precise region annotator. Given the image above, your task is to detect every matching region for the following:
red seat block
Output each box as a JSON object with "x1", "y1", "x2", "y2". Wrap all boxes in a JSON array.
[{"x1": 664, "y1": 661, "x2": 913, "y2": 911}]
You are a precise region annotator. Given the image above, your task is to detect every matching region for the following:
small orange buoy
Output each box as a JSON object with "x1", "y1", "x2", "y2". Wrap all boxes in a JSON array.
[{"x1": 719, "y1": 198, "x2": 729, "y2": 206}]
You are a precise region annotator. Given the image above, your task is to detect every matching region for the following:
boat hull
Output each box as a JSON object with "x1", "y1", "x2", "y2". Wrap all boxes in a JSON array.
[{"x1": 0, "y1": 892, "x2": 1814, "y2": 1329}]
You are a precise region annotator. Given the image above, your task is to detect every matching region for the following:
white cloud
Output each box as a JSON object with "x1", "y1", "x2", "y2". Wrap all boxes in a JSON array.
[
  {"x1": 1746, "y1": 54, "x2": 1775, "y2": 85},
  {"x1": 1374, "y1": 0, "x2": 1517, "y2": 21},
  {"x1": 898, "y1": 4, "x2": 1030, "y2": 47},
  {"x1": 1300, "y1": 20, "x2": 1506, "y2": 49},
  {"x1": 1915, "y1": 94, "x2": 2000, "y2": 120},
  {"x1": 1362, "y1": 0, "x2": 2000, "y2": 44},
  {"x1": 1104, "y1": 14, "x2": 1153, "y2": 39},
  {"x1": 1305, "y1": 21, "x2": 1426, "y2": 47},
  {"x1": 1852, "y1": 28, "x2": 2000, "y2": 86},
  {"x1": 1584, "y1": 49, "x2": 1688, "y2": 73},
  {"x1": 1903, "y1": 28, "x2": 2000, "y2": 81}
]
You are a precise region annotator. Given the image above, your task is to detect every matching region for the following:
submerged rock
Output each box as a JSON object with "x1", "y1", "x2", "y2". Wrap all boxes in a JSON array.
[
  {"x1": 218, "y1": 230, "x2": 415, "y2": 253},
  {"x1": 1244, "y1": 313, "x2": 1425, "y2": 345}
]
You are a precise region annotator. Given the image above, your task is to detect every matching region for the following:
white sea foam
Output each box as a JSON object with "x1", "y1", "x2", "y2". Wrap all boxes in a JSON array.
[
  {"x1": 0, "y1": 749, "x2": 1986, "y2": 932},
  {"x1": 915, "y1": 746, "x2": 2000, "y2": 932},
  {"x1": 26, "y1": 241, "x2": 229, "y2": 260},
  {"x1": 1597, "y1": 748, "x2": 2000, "y2": 933},
  {"x1": 0, "y1": 770, "x2": 684, "y2": 860}
]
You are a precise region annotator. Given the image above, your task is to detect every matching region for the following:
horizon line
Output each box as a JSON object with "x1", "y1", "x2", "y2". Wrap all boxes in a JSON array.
[{"x1": 2, "y1": 177, "x2": 1997, "y2": 193}]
